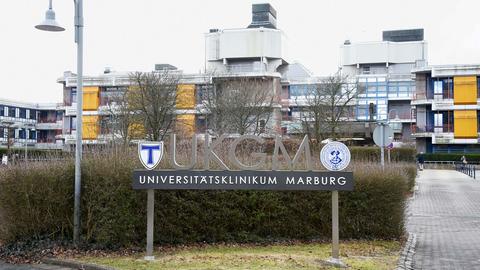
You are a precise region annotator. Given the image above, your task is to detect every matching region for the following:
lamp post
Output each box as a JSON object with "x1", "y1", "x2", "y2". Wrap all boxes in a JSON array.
[
  {"x1": 24, "y1": 123, "x2": 36, "y2": 161},
  {"x1": 1, "y1": 121, "x2": 15, "y2": 161},
  {"x1": 36, "y1": 0, "x2": 84, "y2": 245},
  {"x1": 386, "y1": 109, "x2": 400, "y2": 163}
]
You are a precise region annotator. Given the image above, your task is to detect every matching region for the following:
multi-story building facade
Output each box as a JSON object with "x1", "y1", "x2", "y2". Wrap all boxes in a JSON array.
[
  {"x1": 340, "y1": 29, "x2": 427, "y2": 142},
  {"x1": 58, "y1": 67, "x2": 211, "y2": 145},
  {"x1": 0, "y1": 99, "x2": 64, "y2": 150},
  {"x1": 2, "y1": 5, "x2": 441, "y2": 150},
  {"x1": 412, "y1": 64, "x2": 480, "y2": 153}
]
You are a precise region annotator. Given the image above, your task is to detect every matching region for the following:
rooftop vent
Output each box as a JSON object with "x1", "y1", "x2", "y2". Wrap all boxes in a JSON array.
[{"x1": 248, "y1": 3, "x2": 277, "y2": 29}]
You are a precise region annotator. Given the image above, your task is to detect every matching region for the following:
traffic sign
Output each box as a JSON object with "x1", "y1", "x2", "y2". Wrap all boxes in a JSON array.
[{"x1": 373, "y1": 124, "x2": 393, "y2": 147}]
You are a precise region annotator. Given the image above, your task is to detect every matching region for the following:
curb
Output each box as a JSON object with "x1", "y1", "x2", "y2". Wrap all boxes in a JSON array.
[
  {"x1": 42, "y1": 258, "x2": 116, "y2": 270},
  {"x1": 396, "y1": 233, "x2": 416, "y2": 270}
]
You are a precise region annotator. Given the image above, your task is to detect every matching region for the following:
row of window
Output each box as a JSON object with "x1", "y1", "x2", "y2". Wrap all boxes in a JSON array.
[
  {"x1": 424, "y1": 76, "x2": 480, "y2": 99},
  {"x1": 419, "y1": 110, "x2": 480, "y2": 133},
  {"x1": 0, "y1": 128, "x2": 37, "y2": 140},
  {"x1": 286, "y1": 81, "x2": 414, "y2": 99},
  {"x1": 0, "y1": 105, "x2": 37, "y2": 120}
]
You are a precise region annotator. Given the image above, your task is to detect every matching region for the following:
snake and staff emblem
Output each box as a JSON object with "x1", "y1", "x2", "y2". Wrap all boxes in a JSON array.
[{"x1": 320, "y1": 142, "x2": 351, "y2": 171}]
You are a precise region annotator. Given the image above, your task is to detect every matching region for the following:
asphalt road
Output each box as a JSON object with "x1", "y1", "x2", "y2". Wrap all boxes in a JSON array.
[{"x1": 407, "y1": 169, "x2": 480, "y2": 269}]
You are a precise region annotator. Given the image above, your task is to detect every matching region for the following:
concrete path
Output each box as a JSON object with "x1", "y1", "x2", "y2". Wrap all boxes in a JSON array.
[{"x1": 407, "y1": 169, "x2": 480, "y2": 270}]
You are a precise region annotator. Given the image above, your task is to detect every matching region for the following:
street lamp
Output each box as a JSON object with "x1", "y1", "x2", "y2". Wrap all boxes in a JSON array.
[
  {"x1": 35, "y1": 0, "x2": 65, "y2": 32},
  {"x1": 36, "y1": 0, "x2": 84, "y2": 245}
]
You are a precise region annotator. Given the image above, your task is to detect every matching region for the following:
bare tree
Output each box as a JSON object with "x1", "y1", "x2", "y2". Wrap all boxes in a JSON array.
[
  {"x1": 128, "y1": 71, "x2": 179, "y2": 141},
  {"x1": 297, "y1": 73, "x2": 357, "y2": 143},
  {"x1": 202, "y1": 76, "x2": 275, "y2": 136},
  {"x1": 101, "y1": 87, "x2": 135, "y2": 147}
]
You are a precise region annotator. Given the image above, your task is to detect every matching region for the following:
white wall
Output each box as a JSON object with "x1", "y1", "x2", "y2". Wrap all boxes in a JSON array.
[
  {"x1": 206, "y1": 28, "x2": 283, "y2": 61},
  {"x1": 341, "y1": 41, "x2": 427, "y2": 66}
]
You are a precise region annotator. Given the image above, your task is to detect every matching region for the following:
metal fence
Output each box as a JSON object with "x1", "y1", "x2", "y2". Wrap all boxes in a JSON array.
[{"x1": 455, "y1": 163, "x2": 476, "y2": 179}]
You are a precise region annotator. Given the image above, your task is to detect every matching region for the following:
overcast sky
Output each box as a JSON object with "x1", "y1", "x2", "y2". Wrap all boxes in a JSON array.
[{"x1": 1, "y1": 0, "x2": 480, "y2": 103}]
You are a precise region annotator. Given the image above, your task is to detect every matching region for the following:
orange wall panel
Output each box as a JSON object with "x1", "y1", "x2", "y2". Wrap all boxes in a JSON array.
[
  {"x1": 176, "y1": 84, "x2": 196, "y2": 109},
  {"x1": 454, "y1": 76, "x2": 477, "y2": 105},
  {"x1": 454, "y1": 110, "x2": 478, "y2": 138}
]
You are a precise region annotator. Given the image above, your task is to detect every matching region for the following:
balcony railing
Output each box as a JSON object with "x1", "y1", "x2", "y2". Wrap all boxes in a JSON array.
[{"x1": 412, "y1": 124, "x2": 454, "y2": 134}]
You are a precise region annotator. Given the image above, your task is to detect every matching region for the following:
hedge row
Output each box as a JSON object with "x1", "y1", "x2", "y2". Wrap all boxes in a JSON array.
[
  {"x1": 0, "y1": 151, "x2": 415, "y2": 247},
  {"x1": 421, "y1": 153, "x2": 480, "y2": 162},
  {"x1": 350, "y1": 147, "x2": 416, "y2": 162},
  {"x1": 263, "y1": 139, "x2": 416, "y2": 163},
  {"x1": 0, "y1": 148, "x2": 67, "y2": 159}
]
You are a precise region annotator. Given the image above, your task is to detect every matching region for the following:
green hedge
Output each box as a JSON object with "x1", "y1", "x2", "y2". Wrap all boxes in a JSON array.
[
  {"x1": 0, "y1": 148, "x2": 67, "y2": 160},
  {"x1": 421, "y1": 153, "x2": 480, "y2": 162},
  {"x1": 0, "y1": 151, "x2": 415, "y2": 247},
  {"x1": 350, "y1": 147, "x2": 416, "y2": 162}
]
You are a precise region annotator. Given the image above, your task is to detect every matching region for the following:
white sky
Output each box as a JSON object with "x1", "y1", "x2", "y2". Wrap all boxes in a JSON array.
[{"x1": 1, "y1": 0, "x2": 480, "y2": 103}]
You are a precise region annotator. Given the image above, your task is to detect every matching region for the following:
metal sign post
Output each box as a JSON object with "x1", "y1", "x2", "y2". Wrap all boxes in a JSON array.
[
  {"x1": 145, "y1": 189, "x2": 155, "y2": 261},
  {"x1": 380, "y1": 124, "x2": 385, "y2": 169},
  {"x1": 331, "y1": 190, "x2": 340, "y2": 260}
]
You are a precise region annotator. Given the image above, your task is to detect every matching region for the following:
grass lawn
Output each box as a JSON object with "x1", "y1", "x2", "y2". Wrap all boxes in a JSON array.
[{"x1": 75, "y1": 240, "x2": 401, "y2": 270}]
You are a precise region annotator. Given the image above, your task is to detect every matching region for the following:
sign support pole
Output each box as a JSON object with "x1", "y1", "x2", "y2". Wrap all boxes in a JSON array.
[
  {"x1": 332, "y1": 190, "x2": 339, "y2": 259},
  {"x1": 327, "y1": 190, "x2": 345, "y2": 267},
  {"x1": 380, "y1": 124, "x2": 385, "y2": 170},
  {"x1": 145, "y1": 189, "x2": 155, "y2": 261}
]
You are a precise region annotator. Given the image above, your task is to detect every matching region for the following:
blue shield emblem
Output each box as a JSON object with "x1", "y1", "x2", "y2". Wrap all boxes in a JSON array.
[{"x1": 138, "y1": 141, "x2": 164, "y2": 170}]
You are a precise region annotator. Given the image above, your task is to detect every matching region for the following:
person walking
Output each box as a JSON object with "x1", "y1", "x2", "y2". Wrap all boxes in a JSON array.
[{"x1": 417, "y1": 152, "x2": 425, "y2": 171}]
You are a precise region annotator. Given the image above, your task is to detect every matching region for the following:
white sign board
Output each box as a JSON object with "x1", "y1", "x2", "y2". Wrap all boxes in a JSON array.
[{"x1": 373, "y1": 125, "x2": 394, "y2": 147}]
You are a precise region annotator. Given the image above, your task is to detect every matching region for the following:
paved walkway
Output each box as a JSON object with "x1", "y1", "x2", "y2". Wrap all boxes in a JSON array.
[{"x1": 407, "y1": 169, "x2": 480, "y2": 270}]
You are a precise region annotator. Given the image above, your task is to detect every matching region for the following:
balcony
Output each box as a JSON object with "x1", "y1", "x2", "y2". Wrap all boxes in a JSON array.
[
  {"x1": 65, "y1": 105, "x2": 77, "y2": 116},
  {"x1": 36, "y1": 121, "x2": 62, "y2": 130},
  {"x1": 411, "y1": 124, "x2": 433, "y2": 137},
  {"x1": 388, "y1": 111, "x2": 415, "y2": 123},
  {"x1": 35, "y1": 142, "x2": 64, "y2": 150}
]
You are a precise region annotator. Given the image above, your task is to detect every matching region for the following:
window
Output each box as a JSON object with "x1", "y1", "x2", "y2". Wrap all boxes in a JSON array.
[
  {"x1": 19, "y1": 108, "x2": 26, "y2": 119},
  {"x1": 290, "y1": 85, "x2": 311, "y2": 97},
  {"x1": 19, "y1": 129, "x2": 26, "y2": 139},
  {"x1": 71, "y1": 117, "x2": 77, "y2": 130},
  {"x1": 434, "y1": 113, "x2": 443, "y2": 127},
  {"x1": 434, "y1": 81, "x2": 443, "y2": 94},
  {"x1": 0, "y1": 106, "x2": 4, "y2": 117},
  {"x1": 71, "y1": 90, "x2": 77, "y2": 104},
  {"x1": 29, "y1": 109, "x2": 37, "y2": 120},
  {"x1": 29, "y1": 130, "x2": 36, "y2": 140},
  {"x1": 362, "y1": 66, "x2": 370, "y2": 74},
  {"x1": 9, "y1": 107, "x2": 15, "y2": 118},
  {"x1": 259, "y1": 119, "x2": 266, "y2": 133}
]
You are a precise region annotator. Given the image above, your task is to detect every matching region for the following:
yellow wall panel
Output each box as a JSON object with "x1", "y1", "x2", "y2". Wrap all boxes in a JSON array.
[
  {"x1": 176, "y1": 114, "x2": 195, "y2": 136},
  {"x1": 454, "y1": 76, "x2": 477, "y2": 105},
  {"x1": 176, "y1": 84, "x2": 196, "y2": 109},
  {"x1": 128, "y1": 122, "x2": 145, "y2": 140},
  {"x1": 83, "y1": 86, "x2": 100, "y2": 111},
  {"x1": 82, "y1": 115, "x2": 99, "y2": 140},
  {"x1": 454, "y1": 110, "x2": 478, "y2": 138}
]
